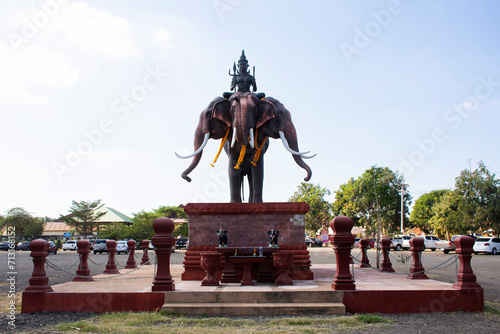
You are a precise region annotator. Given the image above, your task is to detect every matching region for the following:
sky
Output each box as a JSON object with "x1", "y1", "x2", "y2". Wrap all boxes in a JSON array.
[{"x1": 1, "y1": 0, "x2": 500, "y2": 219}]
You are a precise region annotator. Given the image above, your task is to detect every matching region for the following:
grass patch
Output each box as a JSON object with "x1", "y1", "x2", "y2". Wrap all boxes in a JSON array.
[
  {"x1": 0, "y1": 292, "x2": 22, "y2": 314},
  {"x1": 55, "y1": 313, "x2": 392, "y2": 333},
  {"x1": 56, "y1": 320, "x2": 101, "y2": 332},
  {"x1": 485, "y1": 302, "x2": 500, "y2": 315}
]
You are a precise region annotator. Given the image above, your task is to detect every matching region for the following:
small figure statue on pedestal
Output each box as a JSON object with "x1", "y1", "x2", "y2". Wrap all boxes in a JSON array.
[
  {"x1": 217, "y1": 225, "x2": 228, "y2": 247},
  {"x1": 268, "y1": 224, "x2": 279, "y2": 247}
]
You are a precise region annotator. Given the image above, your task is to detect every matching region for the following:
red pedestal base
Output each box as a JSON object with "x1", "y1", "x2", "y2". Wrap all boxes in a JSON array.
[{"x1": 181, "y1": 202, "x2": 313, "y2": 281}]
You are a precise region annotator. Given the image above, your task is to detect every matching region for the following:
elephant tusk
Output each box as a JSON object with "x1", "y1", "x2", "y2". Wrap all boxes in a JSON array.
[
  {"x1": 301, "y1": 153, "x2": 317, "y2": 159},
  {"x1": 175, "y1": 133, "x2": 210, "y2": 159},
  {"x1": 231, "y1": 127, "x2": 237, "y2": 148},
  {"x1": 279, "y1": 131, "x2": 311, "y2": 156},
  {"x1": 249, "y1": 128, "x2": 255, "y2": 148}
]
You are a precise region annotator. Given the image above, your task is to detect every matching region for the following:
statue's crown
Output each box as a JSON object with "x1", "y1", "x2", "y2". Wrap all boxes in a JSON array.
[{"x1": 238, "y1": 50, "x2": 248, "y2": 66}]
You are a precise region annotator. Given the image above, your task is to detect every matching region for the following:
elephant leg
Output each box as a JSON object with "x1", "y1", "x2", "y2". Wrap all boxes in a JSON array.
[
  {"x1": 228, "y1": 153, "x2": 243, "y2": 203},
  {"x1": 250, "y1": 157, "x2": 264, "y2": 203}
]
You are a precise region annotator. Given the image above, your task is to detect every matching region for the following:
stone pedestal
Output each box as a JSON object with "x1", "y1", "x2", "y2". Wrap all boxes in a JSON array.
[
  {"x1": 380, "y1": 238, "x2": 395, "y2": 273},
  {"x1": 181, "y1": 202, "x2": 313, "y2": 281},
  {"x1": 359, "y1": 238, "x2": 370, "y2": 268},
  {"x1": 330, "y1": 216, "x2": 355, "y2": 290},
  {"x1": 125, "y1": 240, "x2": 137, "y2": 269},
  {"x1": 273, "y1": 253, "x2": 293, "y2": 286},
  {"x1": 103, "y1": 240, "x2": 119, "y2": 275},
  {"x1": 201, "y1": 253, "x2": 220, "y2": 286},
  {"x1": 73, "y1": 240, "x2": 93, "y2": 281},
  {"x1": 453, "y1": 236, "x2": 481, "y2": 290},
  {"x1": 24, "y1": 239, "x2": 53, "y2": 293},
  {"x1": 151, "y1": 217, "x2": 176, "y2": 291},
  {"x1": 407, "y1": 237, "x2": 428, "y2": 280},
  {"x1": 140, "y1": 240, "x2": 151, "y2": 265}
]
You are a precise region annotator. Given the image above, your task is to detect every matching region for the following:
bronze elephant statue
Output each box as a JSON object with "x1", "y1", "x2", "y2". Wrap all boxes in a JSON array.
[{"x1": 176, "y1": 92, "x2": 315, "y2": 203}]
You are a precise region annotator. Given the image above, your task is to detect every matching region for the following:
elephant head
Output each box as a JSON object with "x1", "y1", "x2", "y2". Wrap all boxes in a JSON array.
[{"x1": 175, "y1": 97, "x2": 231, "y2": 182}]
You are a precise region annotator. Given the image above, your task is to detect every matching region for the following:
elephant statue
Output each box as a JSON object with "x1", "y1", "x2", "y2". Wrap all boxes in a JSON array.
[{"x1": 176, "y1": 92, "x2": 315, "y2": 203}]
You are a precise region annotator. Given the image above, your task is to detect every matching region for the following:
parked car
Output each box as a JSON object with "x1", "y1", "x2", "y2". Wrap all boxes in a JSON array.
[
  {"x1": 401, "y1": 235, "x2": 412, "y2": 250},
  {"x1": 473, "y1": 237, "x2": 500, "y2": 255},
  {"x1": 48, "y1": 241, "x2": 57, "y2": 254},
  {"x1": 89, "y1": 240, "x2": 96, "y2": 250},
  {"x1": 305, "y1": 238, "x2": 323, "y2": 247},
  {"x1": 62, "y1": 240, "x2": 77, "y2": 251},
  {"x1": 93, "y1": 239, "x2": 108, "y2": 254},
  {"x1": 116, "y1": 240, "x2": 129, "y2": 254},
  {"x1": 418, "y1": 235, "x2": 451, "y2": 252},
  {"x1": 0, "y1": 241, "x2": 10, "y2": 251},
  {"x1": 16, "y1": 241, "x2": 31, "y2": 251},
  {"x1": 176, "y1": 237, "x2": 189, "y2": 249},
  {"x1": 391, "y1": 237, "x2": 403, "y2": 251}
]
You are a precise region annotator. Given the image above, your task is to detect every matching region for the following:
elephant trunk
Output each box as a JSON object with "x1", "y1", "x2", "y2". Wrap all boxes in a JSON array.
[
  {"x1": 280, "y1": 128, "x2": 312, "y2": 181},
  {"x1": 180, "y1": 126, "x2": 205, "y2": 182}
]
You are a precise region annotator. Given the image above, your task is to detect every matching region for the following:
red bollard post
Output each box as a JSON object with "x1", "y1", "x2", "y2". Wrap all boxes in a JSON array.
[
  {"x1": 141, "y1": 240, "x2": 151, "y2": 265},
  {"x1": 103, "y1": 240, "x2": 120, "y2": 274},
  {"x1": 125, "y1": 240, "x2": 137, "y2": 269},
  {"x1": 407, "y1": 237, "x2": 428, "y2": 279},
  {"x1": 24, "y1": 239, "x2": 53, "y2": 293},
  {"x1": 73, "y1": 240, "x2": 93, "y2": 281},
  {"x1": 380, "y1": 238, "x2": 395, "y2": 273},
  {"x1": 330, "y1": 216, "x2": 356, "y2": 290},
  {"x1": 453, "y1": 236, "x2": 481, "y2": 290},
  {"x1": 151, "y1": 217, "x2": 176, "y2": 291},
  {"x1": 359, "y1": 238, "x2": 370, "y2": 268}
]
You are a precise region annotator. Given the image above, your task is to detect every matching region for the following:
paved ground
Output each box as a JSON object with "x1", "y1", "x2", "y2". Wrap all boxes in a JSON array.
[{"x1": 1, "y1": 245, "x2": 499, "y2": 333}]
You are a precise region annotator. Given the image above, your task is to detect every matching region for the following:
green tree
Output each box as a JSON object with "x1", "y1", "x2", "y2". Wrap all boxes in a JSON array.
[
  {"x1": 410, "y1": 189, "x2": 450, "y2": 233},
  {"x1": 289, "y1": 182, "x2": 333, "y2": 233},
  {"x1": 454, "y1": 161, "x2": 500, "y2": 235},
  {"x1": 428, "y1": 191, "x2": 463, "y2": 238},
  {"x1": 333, "y1": 166, "x2": 411, "y2": 235},
  {"x1": 99, "y1": 222, "x2": 129, "y2": 240},
  {"x1": 59, "y1": 200, "x2": 106, "y2": 236},
  {"x1": 0, "y1": 208, "x2": 45, "y2": 238}
]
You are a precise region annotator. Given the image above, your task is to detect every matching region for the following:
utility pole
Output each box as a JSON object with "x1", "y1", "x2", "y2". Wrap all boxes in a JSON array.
[
  {"x1": 372, "y1": 165, "x2": 381, "y2": 269},
  {"x1": 398, "y1": 185, "x2": 406, "y2": 234}
]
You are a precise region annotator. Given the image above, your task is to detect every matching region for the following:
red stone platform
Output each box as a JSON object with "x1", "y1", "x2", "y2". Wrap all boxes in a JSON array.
[
  {"x1": 181, "y1": 202, "x2": 313, "y2": 281},
  {"x1": 21, "y1": 262, "x2": 484, "y2": 314}
]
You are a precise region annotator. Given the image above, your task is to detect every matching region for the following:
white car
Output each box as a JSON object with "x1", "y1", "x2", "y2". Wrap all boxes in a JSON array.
[
  {"x1": 473, "y1": 237, "x2": 500, "y2": 255},
  {"x1": 62, "y1": 240, "x2": 77, "y2": 251},
  {"x1": 116, "y1": 240, "x2": 129, "y2": 254}
]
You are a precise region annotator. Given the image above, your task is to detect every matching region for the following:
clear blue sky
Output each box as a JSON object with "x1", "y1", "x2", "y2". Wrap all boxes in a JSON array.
[{"x1": 1, "y1": 0, "x2": 499, "y2": 218}]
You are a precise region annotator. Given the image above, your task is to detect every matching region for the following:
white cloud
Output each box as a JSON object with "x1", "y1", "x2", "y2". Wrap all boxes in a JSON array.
[
  {"x1": 55, "y1": 2, "x2": 142, "y2": 61},
  {"x1": 152, "y1": 27, "x2": 176, "y2": 49},
  {"x1": 0, "y1": 80, "x2": 49, "y2": 105}
]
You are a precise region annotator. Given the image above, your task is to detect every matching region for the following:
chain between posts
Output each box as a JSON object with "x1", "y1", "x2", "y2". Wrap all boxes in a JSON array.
[
  {"x1": 44, "y1": 254, "x2": 157, "y2": 280},
  {"x1": 350, "y1": 253, "x2": 459, "y2": 276},
  {"x1": 88, "y1": 254, "x2": 110, "y2": 265}
]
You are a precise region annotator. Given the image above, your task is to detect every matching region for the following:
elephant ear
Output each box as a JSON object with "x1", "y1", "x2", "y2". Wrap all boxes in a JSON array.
[
  {"x1": 212, "y1": 99, "x2": 231, "y2": 127},
  {"x1": 256, "y1": 99, "x2": 277, "y2": 128}
]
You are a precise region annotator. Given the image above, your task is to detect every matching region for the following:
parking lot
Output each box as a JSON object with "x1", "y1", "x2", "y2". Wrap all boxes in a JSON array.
[{"x1": 1, "y1": 246, "x2": 498, "y2": 303}]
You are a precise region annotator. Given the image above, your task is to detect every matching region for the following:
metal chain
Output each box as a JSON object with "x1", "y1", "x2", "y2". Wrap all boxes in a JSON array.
[
  {"x1": 45, "y1": 254, "x2": 81, "y2": 271},
  {"x1": 45, "y1": 254, "x2": 157, "y2": 280},
  {"x1": 349, "y1": 252, "x2": 459, "y2": 276},
  {"x1": 88, "y1": 254, "x2": 110, "y2": 265}
]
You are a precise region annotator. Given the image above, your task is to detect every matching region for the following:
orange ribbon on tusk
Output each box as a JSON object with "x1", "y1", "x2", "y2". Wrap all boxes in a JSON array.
[{"x1": 210, "y1": 128, "x2": 230, "y2": 167}]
